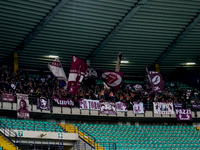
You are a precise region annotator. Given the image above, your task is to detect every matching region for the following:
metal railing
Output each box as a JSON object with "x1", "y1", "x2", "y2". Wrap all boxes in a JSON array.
[
  {"x1": 18, "y1": 139, "x2": 64, "y2": 150},
  {"x1": 1, "y1": 93, "x2": 200, "y2": 114},
  {"x1": 0, "y1": 121, "x2": 17, "y2": 144},
  {"x1": 65, "y1": 125, "x2": 116, "y2": 150}
]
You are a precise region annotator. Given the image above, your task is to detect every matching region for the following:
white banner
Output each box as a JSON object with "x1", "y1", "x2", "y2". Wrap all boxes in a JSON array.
[
  {"x1": 115, "y1": 102, "x2": 127, "y2": 112},
  {"x1": 153, "y1": 102, "x2": 174, "y2": 114},
  {"x1": 133, "y1": 102, "x2": 144, "y2": 114},
  {"x1": 17, "y1": 94, "x2": 29, "y2": 119},
  {"x1": 48, "y1": 58, "x2": 67, "y2": 88},
  {"x1": 100, "y1": 102, "x2": 116, "y2": 114},
  {"x1": 79, "y1": 99, "x2": 100, "y2": 110}
]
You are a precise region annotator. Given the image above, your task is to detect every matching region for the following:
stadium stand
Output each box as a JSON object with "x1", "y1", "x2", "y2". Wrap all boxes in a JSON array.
[
  {"x1": 71, "y1": 123, "x2": 200, "y2": 150},
  {"x1": 1, "y1": 0, "x2": 200, "y2": 149}
]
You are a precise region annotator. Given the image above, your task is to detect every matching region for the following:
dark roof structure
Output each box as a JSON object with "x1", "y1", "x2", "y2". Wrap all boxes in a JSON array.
[{"x1": 0, "y1": 0, "x2": 200, "y2": 76}]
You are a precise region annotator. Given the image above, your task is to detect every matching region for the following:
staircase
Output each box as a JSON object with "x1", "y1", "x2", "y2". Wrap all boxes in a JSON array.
[
  {"x1": 0, "y1": 134, "x2": 19, "y2": 150},
  {"x1": 73, "y1": 138, "x2": 95, "y2": 150},
  {"x1": 59, "y1": 124, "x2": 104, "y2": 150}
]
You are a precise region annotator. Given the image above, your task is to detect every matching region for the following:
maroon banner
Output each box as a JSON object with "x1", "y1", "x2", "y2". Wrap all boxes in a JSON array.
[
  {"x1": 54, "y1": 98, "x2": 74, "y2": 107},
  {"x1": 37, "y1": 97, "x2": 50, "y2": 111},
  {"x1": 176, "y1": 109, "x2": 192, "y2": 121},
  {"x1": 146, "y1": 68, "x2": 164, "y2": 92},
  {"x1": 67, "y1": 56, "x2": 88, "y2": 94},
  {"x1": 1, "y1": 93, "x2": 15, "y2": 102},
  {"x1": 17, "y1": 94, "x2": 29, "y2": 119},
  {"x1": 101, "y1": 70, "x2": 124, "y2": 90},
  {"x1": 100, "y1": 102, "x2": 116, "y2": 114}
]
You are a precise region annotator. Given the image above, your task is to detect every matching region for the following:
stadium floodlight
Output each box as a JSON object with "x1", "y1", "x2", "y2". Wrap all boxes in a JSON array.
[
  {"x1": 121, "y1": 61, "x2": 129, "y2": 63},
  {"x1": 186, "y1": 62, "x2": 195, "y2": 65},
  {"x1": 49, "y1": 55, "x2": 59, "y2": 58}
]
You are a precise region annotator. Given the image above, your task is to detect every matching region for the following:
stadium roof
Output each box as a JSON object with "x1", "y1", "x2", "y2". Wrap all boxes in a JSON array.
[{"x1": 0, "y1": 0, "x2": 200, "y2": 76}]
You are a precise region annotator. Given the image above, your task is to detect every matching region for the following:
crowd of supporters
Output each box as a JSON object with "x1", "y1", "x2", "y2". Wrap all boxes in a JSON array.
[{"x1": 0, "y1": 68, "x2": 199, "y2": 109}]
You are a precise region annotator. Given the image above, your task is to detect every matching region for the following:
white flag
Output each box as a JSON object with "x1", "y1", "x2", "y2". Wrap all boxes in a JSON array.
[{"x1": 48, "y1": 58, "x2": 67, "y2": 87}]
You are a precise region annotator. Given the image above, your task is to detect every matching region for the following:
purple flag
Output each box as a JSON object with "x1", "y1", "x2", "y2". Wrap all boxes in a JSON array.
[
  {"x1": 79, "y1": 99, "x2": 100, "y2": 110},
  {"x1": 176, "y1": 109, "x2": 192, "y2": 121},
  {"x1": 146, "y1": 67, "x2": 164, "y2": 92},
  {"x1": 1, "y1": 92, "x2": 15, "y2": 102},
  {"x1": 17, "y1": 94, "x2": 29, "y2": 119},
  {"x1": 100, "y1": 102, "x2": 116, "y2": 114},
  {"x1": 37, "y1": 97, "x2": 50, "y2": 111},
  {"x1": 54, "y1": 98, "x2": 74, "y2": 107},
  {"x1": 115, "y1": 102, "x2": 127, "y2": 112}
]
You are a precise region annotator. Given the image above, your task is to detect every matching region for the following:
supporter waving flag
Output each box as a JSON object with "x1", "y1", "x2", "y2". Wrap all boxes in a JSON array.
[
  {"x1": 67, "y1": 56, "x2": 88, "y2": 94},
  {"x1": 48, "y1": 58, "x2": 67, "y2": 88},
  {"x1": 146, "y1": 67, "x2": 164, "y2": 92},
  {"x1": 101, "y1": 70, "x2": 124, "y2": 90}
]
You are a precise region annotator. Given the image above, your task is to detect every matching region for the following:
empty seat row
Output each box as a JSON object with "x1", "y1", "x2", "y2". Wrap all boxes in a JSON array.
[{"x1": 0, "y1": 118, "x2": 63, "y2": 132}]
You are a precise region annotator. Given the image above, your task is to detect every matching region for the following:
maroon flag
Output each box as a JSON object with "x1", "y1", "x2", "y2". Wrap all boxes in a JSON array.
[
  {"x1": 101, "y1": 71, "x2": 124, "y2": 90},
  {"x1": 67, "y1": 56, "x2": 88, "y2": 94},
  {"x1": 146, "y1": 67, "x2": 164, "y2": 92}
]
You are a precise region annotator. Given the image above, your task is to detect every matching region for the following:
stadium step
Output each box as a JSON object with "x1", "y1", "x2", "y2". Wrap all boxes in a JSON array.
[
  {"x1": 59, "y1": 124, "x2": 104, "y2": 150},
  {"x1": 0, "y1": 134, "x2": 19, "y2": 150}
]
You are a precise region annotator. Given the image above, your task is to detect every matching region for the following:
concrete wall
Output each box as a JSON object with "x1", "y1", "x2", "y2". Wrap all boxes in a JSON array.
[
  {"x1": 0, "y1": 101, "x2": 199, "y2": 119},
  {"x1": 12, "y1": 130, "x2": 78, "y2": 146}
]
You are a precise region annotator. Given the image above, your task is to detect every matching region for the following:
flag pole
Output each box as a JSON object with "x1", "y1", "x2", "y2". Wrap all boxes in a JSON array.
[{"x1": 115, "y1": 52, "x2": 122, "y2": 72}]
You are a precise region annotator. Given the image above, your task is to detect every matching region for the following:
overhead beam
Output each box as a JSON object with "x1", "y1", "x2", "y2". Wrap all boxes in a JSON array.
[
  {"x1": 87, "y1": 0, "x2": 148, "y2": 59},
  {"x1": 14, "y1": 0, "x2": 70, "y2": 53},
  {"x1": 156, "y1": 12, "x2": 200, "y2": 64}
]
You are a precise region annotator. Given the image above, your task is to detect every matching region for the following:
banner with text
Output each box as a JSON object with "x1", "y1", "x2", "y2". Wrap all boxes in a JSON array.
[
  {"x1": 174, "y1": 103, "x2": 183, "y2": 109},
  {"x1": 37, "y1": 97, "x2": 50, "y2": 111},
  {"x1": 192, "y1": 104, "x2": 200, "y2": 110},
  {"x1": 1, "y1": 93, "x2": 15, "y2": 102},
  {"x1": 79, "y1": 99, "x2": 100, "y2": 110},
  {"x1": 153, "y1": 102, "x2": 174, "y2": 114},
  {"x1": 100, "y1": 102, "x2": 116, "y2": 114},
  {"x1": 115, "y1": 102, "x2": 127, "y2": 112},
  {"x1": 17, "y1": 94, "x2": 29, "y2": 119},
  {"x1": 54, "y1": 98, "x2": 74, "y2": 107},
  {"x1": 176, "y1": 109, "x2": 192, "y2": 121},
  {"x1": 133, "y1": 102, "x2": 144, "y2": 114}
]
